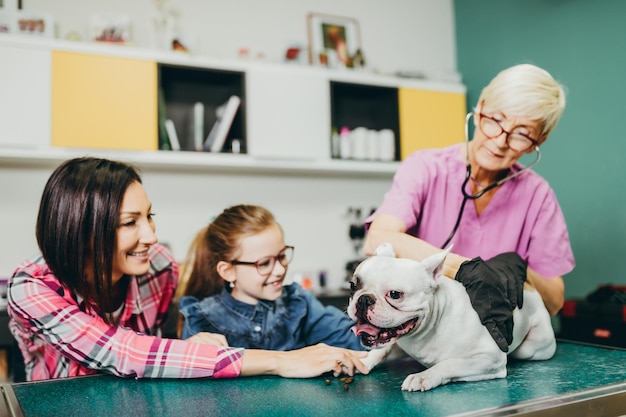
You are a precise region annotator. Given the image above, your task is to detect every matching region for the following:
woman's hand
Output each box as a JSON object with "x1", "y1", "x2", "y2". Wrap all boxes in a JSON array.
[
  {"x1": 365, "y1": 213, "x2": 469, "y2": 278},
  {"x1": 187, "y1": 332, "x2": 229, "y2": 347},
  {"x1": 241, "y1": 344, "x2": 369, "y2": 378},
  {"x1": 278, "y1": 344, "x2": 370, "y2": 378}
]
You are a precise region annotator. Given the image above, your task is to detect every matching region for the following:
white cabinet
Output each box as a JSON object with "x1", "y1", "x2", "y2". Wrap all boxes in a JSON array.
[
  {"x1": 0, "y1": 43, "x2": 51, "y2": 149},
  {"x1": 0, "y1": 36, "x2": 466, "y2": 176},
  {"x1": 247, "y1": 67, "x2": 330, "y2": 161}
]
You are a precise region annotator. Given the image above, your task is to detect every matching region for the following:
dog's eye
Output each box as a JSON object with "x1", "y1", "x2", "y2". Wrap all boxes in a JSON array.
[
  {"x1": 349, "y1": 276, "x2": 361, "y2": 292},
  {"x1": 388, "y1": 290, "x2": 403, "y2": 300}
]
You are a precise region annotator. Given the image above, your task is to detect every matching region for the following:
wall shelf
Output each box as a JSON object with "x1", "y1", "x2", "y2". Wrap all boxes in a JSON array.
[
  {"x1": 0, "y1": 35, "x2": 465, "y2": 178},
  {"x1": 0, "y1": 148, "x2": 400, "y2": 178}
]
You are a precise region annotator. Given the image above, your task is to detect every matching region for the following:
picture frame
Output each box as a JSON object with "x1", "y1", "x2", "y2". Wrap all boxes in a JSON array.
[
  {"x1": 89, "y1": 13, "x2": 130, "y2": 44},
  {"x1": 307, "y1": 13, "x2": 363, "y2": 69},
  {"x1": 0, "y1": 10, "x2": 54, "y2": 37}
]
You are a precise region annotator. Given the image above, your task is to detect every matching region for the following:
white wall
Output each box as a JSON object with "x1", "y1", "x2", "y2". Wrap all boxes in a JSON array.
[
  {"x1": 1, "y1": 0, "x2": 457, "y2": 289},
  {"x1": 23, "y1": 0, "x2": 457, "y2": 79},
  {"x1": 0, "y1": 164, "x2": 392, "y2": 290}
]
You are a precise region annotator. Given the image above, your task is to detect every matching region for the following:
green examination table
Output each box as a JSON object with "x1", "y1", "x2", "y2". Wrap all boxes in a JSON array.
[{"x1": 0, "y1": 341, "x2": 624, "y2": 417}]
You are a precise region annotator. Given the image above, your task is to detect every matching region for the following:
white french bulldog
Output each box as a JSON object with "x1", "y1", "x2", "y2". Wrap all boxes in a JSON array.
[{"x1": 347, "y1": 243, "x2": 556, "y2": 392}]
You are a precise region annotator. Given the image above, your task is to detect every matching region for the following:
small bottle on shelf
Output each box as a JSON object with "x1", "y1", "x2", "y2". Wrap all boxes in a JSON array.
[{"x1": 339, "y1": 127, "x2": 352, "y2": 159}]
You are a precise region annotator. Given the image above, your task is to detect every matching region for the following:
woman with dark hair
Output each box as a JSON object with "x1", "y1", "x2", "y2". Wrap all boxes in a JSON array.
[{"x1": 7, "y1": 157, "x2": 368, "y2": 381}]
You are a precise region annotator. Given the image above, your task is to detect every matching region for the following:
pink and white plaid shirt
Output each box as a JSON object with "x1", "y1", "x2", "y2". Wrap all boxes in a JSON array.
[{"x1": 7, "y1": 244, "x2": 243, "y2": 381}]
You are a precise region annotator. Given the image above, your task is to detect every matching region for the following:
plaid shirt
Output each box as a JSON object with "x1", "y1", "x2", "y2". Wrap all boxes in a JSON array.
[{"x1": 7, "y1": 244, "x2": 243, "y2": 381}]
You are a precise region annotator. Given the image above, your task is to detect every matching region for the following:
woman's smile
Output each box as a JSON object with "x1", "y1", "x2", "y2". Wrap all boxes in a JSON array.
[{"x1": 127, "y1": 249, "x2": 150, "y2": 258}]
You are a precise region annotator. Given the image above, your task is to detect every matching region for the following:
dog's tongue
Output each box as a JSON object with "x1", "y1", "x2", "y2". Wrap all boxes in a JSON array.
[{"x1": 352, "y1": 323, "x2": 380, "y2": 337}]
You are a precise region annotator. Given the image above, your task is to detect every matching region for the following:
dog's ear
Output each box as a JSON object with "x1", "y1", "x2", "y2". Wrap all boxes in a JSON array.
[
  {"x1": 421, "y1": 246, "x2": 452, "y2": 279},
  {"x1": 374, "y1": 242, "x2": 396, "y2": 258}
]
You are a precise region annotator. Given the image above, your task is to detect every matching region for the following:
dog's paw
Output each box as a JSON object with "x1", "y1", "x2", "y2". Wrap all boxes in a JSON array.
[
  {"x1": 360, "y1": 355, "x2": 377, "y2": 371},
  {"x1": 401, "y1": 371, "x2": 442, "y2": 392},
  {"x1": 361, "y1": 347, "x2": 390, "y2": 371},
  {"x1": 374, "y1": 242, "x2": 396, "y2": 257}
]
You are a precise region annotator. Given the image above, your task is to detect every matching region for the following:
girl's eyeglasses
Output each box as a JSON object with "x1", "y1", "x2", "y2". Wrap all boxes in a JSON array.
[{"x1": 230, "y1": 246, "x2": 295, "y2": 276}]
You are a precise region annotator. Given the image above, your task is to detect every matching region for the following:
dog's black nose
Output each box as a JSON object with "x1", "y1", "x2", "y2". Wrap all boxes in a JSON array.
[
  {"x1": 356, "y1": 295, "x2": 375, "y2": 322},
  {"x1": 358, "y1": 294, "x2": 375, "y2": 308}
]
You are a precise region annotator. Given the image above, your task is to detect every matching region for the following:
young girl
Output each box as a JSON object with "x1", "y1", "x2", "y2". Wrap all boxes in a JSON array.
[
  {"x1": 7, "y1": 157, "x2": 368, "y2": 381},
  {"x1": 178, "y1": 204, "x2": 365, "y2": 351}
]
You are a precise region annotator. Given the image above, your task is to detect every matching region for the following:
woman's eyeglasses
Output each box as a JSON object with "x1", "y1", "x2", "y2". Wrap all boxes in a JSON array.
[
  {"x1": 230, "y1": 246, "x2": 295, "y2": 276},
  {"x1": 478, "y1": 113, "x2": 539, "y2": 152}
]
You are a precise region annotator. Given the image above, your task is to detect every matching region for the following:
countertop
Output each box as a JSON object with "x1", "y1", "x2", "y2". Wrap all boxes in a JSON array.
[{"x1": 1, "y1": 341, "x2": 625, "y2": 417}]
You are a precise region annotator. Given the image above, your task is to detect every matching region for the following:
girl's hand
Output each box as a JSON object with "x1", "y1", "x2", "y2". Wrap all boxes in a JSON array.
[{"x1": 187, "y1": 332, "x2": 229, "y2": 347}]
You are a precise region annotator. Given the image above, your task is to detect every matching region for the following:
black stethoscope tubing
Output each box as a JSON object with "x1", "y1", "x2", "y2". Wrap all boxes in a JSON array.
[{"x1": 440, "y1": 112, "x2": 541, "y2": 249}]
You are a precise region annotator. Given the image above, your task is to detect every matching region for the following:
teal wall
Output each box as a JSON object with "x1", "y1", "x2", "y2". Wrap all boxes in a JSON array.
[{"x1": 454, "y1": 0, "x2": 626, "y2": 298}]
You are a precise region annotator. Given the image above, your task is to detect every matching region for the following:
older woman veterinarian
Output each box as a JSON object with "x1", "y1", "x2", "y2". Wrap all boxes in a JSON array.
[{"x1": 364, "y1": 63, "x2": 574, "y2": 350}]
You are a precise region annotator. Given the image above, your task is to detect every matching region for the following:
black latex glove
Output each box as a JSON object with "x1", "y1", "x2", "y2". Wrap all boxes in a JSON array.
[
  {"x1": 485, "y1": 252, "x2": 527, "y2": 310},
  {"x1": 455, "y1": 253, "x2": 527, "y2": 352}
]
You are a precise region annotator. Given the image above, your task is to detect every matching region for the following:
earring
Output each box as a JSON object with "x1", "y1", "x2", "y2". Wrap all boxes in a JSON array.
[{"x1": 229, "y1": 282, "x2": 235, "y2": 288}]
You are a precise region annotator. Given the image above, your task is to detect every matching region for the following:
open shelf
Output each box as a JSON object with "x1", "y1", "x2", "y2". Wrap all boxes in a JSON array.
[
  {"x1": 158, "y1": 64, "x2": 246, "y2": 153},
  {"x1": 0, "y1": 148, "x2": 399, "y2": 178},
  {"x1": 330, "y1": 81, "x2": 401, "y2": 161}
]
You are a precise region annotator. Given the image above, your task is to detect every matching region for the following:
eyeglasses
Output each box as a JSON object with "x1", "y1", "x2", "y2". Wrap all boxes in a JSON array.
[
  {"x1": 230, "y1": 246, "x2": 295, "y2": 276},
  {"x1": 478, "y1": 113, "x2": 539, "y2": 152}
]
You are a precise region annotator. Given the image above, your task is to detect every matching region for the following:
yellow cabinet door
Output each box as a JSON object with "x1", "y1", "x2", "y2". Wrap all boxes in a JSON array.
[
  {"x1": 398, "y1": 88, "x2": 467, "y2": 160},
  {"x1": 52, "y1": 51, "x2": 157, "y2": 150}
]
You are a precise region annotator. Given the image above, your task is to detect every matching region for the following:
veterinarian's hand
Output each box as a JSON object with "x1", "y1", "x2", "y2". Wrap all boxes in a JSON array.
[
  {"x1": 485, "y1": 252, "x2": 527, "y2": 310},
  {"x1": 187, "y1": 332, "x2": 229, "y2": 347},
  {"x1": 455, "y1": 254, "x2": 524, "y2": 351}
]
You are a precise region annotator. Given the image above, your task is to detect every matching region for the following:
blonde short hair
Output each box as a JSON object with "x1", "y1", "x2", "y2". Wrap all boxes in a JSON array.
[{"x1": 477, "y1": 64, "x2": 566, "y2": 138}]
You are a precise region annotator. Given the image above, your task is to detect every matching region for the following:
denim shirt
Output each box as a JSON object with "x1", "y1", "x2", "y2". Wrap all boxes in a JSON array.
[{"x1": 179, "y1": 282, "x2": 365, "y2": 351}]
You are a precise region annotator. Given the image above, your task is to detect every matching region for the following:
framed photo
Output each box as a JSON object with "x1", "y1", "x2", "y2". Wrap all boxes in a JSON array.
[
  {"x1": 15, "y1": 12, "x2": 54, "y2": 37},
  {"x1": 89, "y1": 13, "x2": 130, "y2": 44},
  {"x1": 0, "y1": 10, "x2": 53, "y2": 37},
  {"x1": 307, "y1": 13, "x2": 362, "y2": 69}
]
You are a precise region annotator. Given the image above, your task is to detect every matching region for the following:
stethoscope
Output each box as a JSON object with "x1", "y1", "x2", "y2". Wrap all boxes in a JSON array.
[{"x1": 440, "y1": 112, "x2": 542, "y2": 249}]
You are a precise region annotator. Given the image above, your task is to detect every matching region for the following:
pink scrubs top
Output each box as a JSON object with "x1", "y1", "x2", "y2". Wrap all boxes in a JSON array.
[{"x1": 367, "y1": 143, "x2": 575, "y2": 278}]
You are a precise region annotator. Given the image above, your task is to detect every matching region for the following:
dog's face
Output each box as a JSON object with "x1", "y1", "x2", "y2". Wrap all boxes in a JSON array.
[{"x1": 347, "y1": 243, "x2": 448, "y2": 349}]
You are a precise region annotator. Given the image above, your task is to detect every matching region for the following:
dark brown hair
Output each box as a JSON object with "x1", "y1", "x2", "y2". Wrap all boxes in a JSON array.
[{"x1": 36, "y1": 157, "x2": 142, "y2": 322}]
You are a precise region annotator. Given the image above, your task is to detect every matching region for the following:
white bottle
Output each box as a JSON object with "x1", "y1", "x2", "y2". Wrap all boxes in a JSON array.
[
  {"x1": 351, "y1": 127, "x2": 367, "y2": 160},
  {"x1": 366, "y1": 129, "x2": 379, "y2": 160},
  {"x1": 339, "y1": 127, "x2": 352, "y2": 159},
  {"x1": 379, "y1": 129, "x2": 396, "y2": 161}
]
